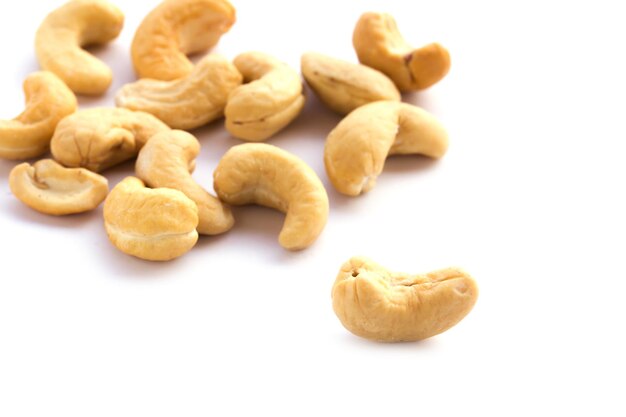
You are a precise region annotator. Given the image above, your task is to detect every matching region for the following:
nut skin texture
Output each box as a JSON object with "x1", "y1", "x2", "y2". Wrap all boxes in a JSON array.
[
  {"x1": 135, "y1": 130, "x2": 234, "y2": 235},
  {"x1": 104, "y1": 177, "x2": 199, "y2": 262},
  {"x1": 225, "y1": 52, "x2": 305, "y2": 142},
  {"x1": 0, "y1": 72, "x2": 77, "y2": 160},
  {"x1": 324, "y1": 101, "x2": 448, "y2": 196},
  {"x1": 116, "y1": 54, "x2": 243, "y2": 130},
  {"x1": 301, "y1": 52, "x2": 400, "y2": 115},
  {"x1": 213, "y1": 143, "x2": 329, "y2": 251},
  {"x1": 131, "y1": 0, "x2": 236, "y2": 81},
  {"x1": 35, "y1": 0, "x2": 124, "y2": 95},
  {"x1": 51, "y1": 108, "x2": 170, "y2": 173},
  {"x1": 353, "y1": 12, "x2": 451, "y2": 92},
  {"x1": 332, "y1": 257, "x2": 479, "y2": 342},
  {"x1": 9, "y1": 159, "x2": 108, "y2": 216}
]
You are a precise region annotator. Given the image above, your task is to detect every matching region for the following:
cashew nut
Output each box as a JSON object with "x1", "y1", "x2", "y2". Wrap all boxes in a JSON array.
[
  {"x1": 51, "y1": 108, "x2": 170, "y2": 172},
  {"x1": 0, "y1": 72, "x2": 77, "y2": 160},
  {"x1": 136, "y1": 130, "x2": 234, "y2": 235},
  {"x1": 213, "y1": 144, "x2": 328, "y2": 250},
  {"x1": 301, "y1": 52, "x2": 400, "y2": 115},
  {"x1": 35, "y1": 0, "x2": 124, "y2": 95},
  {"x1": 116, "y1": 55, "x2": 242, "y2": 130},
  {"x1": 353, "y1": 12, "x2": 451, "y2": 92},
  {"x1": 104, "y1": 177, "x2": 199, "y2": 261},
  {"x1": 324, "y1": 101, "x2": 448, "y2": 196},
  {"x1": 332, "y1": 257, "x2": 479, "y2": 342},
  {"x1": 131, "y1": 0, "x2": 236, "y2": 81},
  {"x1": 225, "y1": 52, "x2": 305, "y2": 142}
]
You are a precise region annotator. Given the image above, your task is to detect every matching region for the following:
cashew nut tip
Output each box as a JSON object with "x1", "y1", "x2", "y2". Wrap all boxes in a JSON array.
[
  {"x1": 332, "y1": 257, "x2": 479, "y2": 342},
  {"x1": 324, "y1": 101, "x2": 449, "y2": 196},
  {"x1": 213, "y1": 143, "x2": 329, "y2": 250},
  {"x1": 104, "y1": 177, "x2": 199, "y2": 261},
  {"x1": 353, "y1": 12, "x2": 451, "y2": 92},
  {"x1": 35, "y1": 0, "x2": 125, "y2": 95},
  {"x1": 132, "y1": 0, "x2": 236, "y2": 81},
  {"x1": 136, "y1": 130, "x2": 234, "y2": 235},
  {"x1": 9, "y1": 159, "x2": 108, "y2": 216},
  {"x1": 225, "y1": 52, "x2": 305, "y2": 142},
  {"x1": 301, "y1": 52, "x2": 400, "y2": 115},
  {"x1": 116, "y1": 55, "x2": 243, "y2": 130}
]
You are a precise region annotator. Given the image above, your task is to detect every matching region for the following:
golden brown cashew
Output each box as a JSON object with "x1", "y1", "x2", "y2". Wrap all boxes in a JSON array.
[
  {"x1": 136, "y1": 130, "x2": 234, "y2": 235},
  {"x1": 116, "y1": 55, "x2": 242, "y2": 130},
  {"x1": 51, "y1": 108, "x2": 170, "y2": 172},
  {"x1": 324, "y1": 101, "x2": 448, "y2": 196},
  {"x1": 35, "y1": 0, "x2": 124, "y2": 95},
  {"x1": 0, "y1": 72, "x2": 77, "y2": 160},
  {"x1": 225, "y1": 52, "x2": 305, "y2": 141},
  {"x1": 353, "y1": 12, "x2": 450, "y2": 91},
  {"x1": 131, "y1": 0, "x2": 236, "y2": 80},
  {"x1": 9, "y1": 159, "x2": 108, "y2": 216},
  {"x1": 213, "y1": 144, "x2": 328, "y2": 250},
  {"x1": 332, "y1": 257, "x2": 479, "y2": 342}
]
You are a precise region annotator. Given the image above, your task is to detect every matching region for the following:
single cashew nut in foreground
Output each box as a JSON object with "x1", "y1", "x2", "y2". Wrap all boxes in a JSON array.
[
  {"x1": 136, "y1": 130, "x2": 234, "y2": 235},
  {"x1": 213, "y1": 144, "x2": 328, "y2": 250},
  {"x1": 116, "y1": 55, "x2": 242, "y2": 130},
  {"x1": 225, "y1": 52, "x2": 305, "y2": 142},
  {"x1": 35, "y1": 0, "x2": 124, "y2": 95},
  {"x1": 353, "y1": 12, "x2": 451, "y2": 92},
  {"x1": 131, "y1": 0, "x2": 236, "y2": 81},
  {"x1": 104, "y1": 177, "x2": 199, "y2": 261},
  {"x1": 51, "y1": 108, "x2": 170, "y2": 172},
  {"x1": 324, "y1": 101, "x2": 448, "y2": 196},
  {"x1": 301, "y1": 52, "x2": 400, "y2": 115},
  {"x1": 0, "y1": 72, "x2": 77, "y2": 160},
  {"x1": 9, "y1": 159, "x2": 108, "y2": 216},
  {"x1": 332, "y1": 257, "x2": 479, "y2": 342}
]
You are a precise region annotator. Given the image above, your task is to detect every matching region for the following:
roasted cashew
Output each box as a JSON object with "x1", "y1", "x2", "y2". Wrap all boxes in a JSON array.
[
  {"x1": 225, "y1": 52, "x2": 305, "y2": 141},
  {"x1": 131, "y1": 0, "x2": 236, "y2": 81},
  {"x1": 324, "y1": 101, "x2": 448, "y2": 196},
  {"x1": 353, "y1": 12, "x2": 451, "y2": 92},
  {"x1": 104, "y1": 177, "x2": 199, "y2": 261},
  {"x1": 116, "y1": 54, "x2": 242, "y2": 130},
  {"x1": 301, "y1": 52, "x2": 400, "y2": 115},
  {"x1": 35, "y1": 0, "x2": 124, "y2": 95},
  {"x1": 136, "y1": 130, "x2": 234, "y2": 235},
  {"x1": 0, "y1": 72, "x2": 77, "y2": 160},
  {"x1": 213, "y1": 144, "x2": 328, "y2": 250},
  {"x1": 51, "y1": 108, "x2": 170, "y2": 172},
  {"x1": 332, "y1": 257, "x2": 479, "y2": 342}
]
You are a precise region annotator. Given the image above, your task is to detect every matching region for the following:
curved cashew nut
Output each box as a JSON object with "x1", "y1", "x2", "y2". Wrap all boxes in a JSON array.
[
  {"x1": 136, "y1": 130, "x2": 234, "y2": 235},
  {"x1": 9, "y1": 159, "x2": 108, "y2": 216},
  {"x1": 324, "y1": 101, "x2": 448, "y2": 196},
  {"x1": 0, "y1": 72, "x2": 77, "y2": 160},
  {"x1": 51, "y1": 108, "x2": 170, "y2": 172},
  {"x1": 131, "y1": 0, "x2": 236, "y2": 81},
  {"x1": 353, "y1": 12, "x2": 451, "y2": 92},
  {"x1": 225, "y1": 52, "x2": 305, "y2": 142},
  {"x1": 116, "y1": 55, "x2": 242, "y2": 130},
  {"x1": 213, "y1": 144, "x2": 328, "y2": 250},
  {"x1": 104, "y1": 177, "x2": 199, "y2": 261},
  {"x1": 301, "y1": 52, "x2": 400, "y2": 115},
  {"x1": 35, "y1": 0, "x2": 124, "y2": 95},
  {"x1": 332, "y1": 257, "x2": 479, "y2": 342}
]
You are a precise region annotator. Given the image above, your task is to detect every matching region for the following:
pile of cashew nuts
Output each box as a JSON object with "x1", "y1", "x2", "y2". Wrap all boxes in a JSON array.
[{"x1": 0, "y1": 0, "x2": 478, "y2": 343}]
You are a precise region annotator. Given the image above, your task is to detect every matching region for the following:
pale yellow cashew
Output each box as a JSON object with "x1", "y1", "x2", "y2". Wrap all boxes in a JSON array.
[
  {"x1": 0, "y1": 72, "x2": 77, "y2": 160},
  {"x1": 131, "y1": 0, "x2": 236, "y2": 81},
  {"x1": 35, "y1": 0, "x2": 124, "y2": 95},
  {"x1": 324, "y1": 101, "x2": 448, "y2": 196},
  {"x1": 213, "y1": 144, "x2": 328, "y2": 251},
  {"x1": 332, "y1": 257, "x2": 479, "y2": 342}
]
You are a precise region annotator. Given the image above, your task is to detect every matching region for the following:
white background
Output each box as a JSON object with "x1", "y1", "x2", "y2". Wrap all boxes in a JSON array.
[{"x1": 1, "y1": 0, "x2": 625, "y2": 415}]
